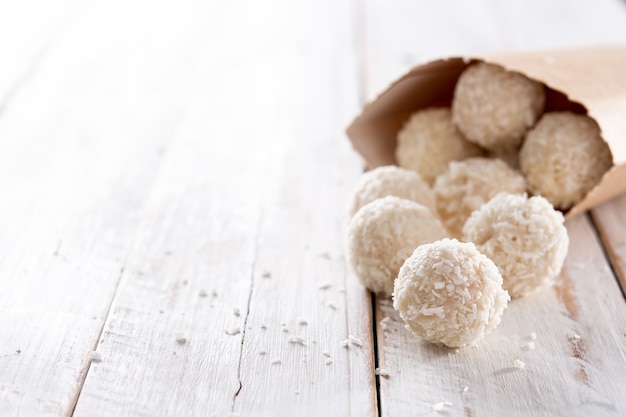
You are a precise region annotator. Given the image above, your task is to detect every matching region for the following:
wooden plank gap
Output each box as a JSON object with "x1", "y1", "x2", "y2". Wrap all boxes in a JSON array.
[
  {"x1": 371, "y1": 293, "x2": 382, "y2": 417},
  {"x1": 231, "y1": 205, "x2": 266, "y2": 411},
  {"x1": 66, "y1": 265, "x2": 127, "y2": 417},
  {"x1": 587, "y1": 211, "x2": 626, "y2": 300},
  {"x1": 353, "y1": 0, "x2": 369, "y2": 106}
]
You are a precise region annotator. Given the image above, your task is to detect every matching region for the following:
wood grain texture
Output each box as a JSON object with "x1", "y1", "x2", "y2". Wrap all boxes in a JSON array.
[
  {"x1": 375, "y1": 216, "x2": 626, "y2": 416},
  {"x1": 591, "y1": 195, "x2": 626, "y2": 293},
  {"x1": 0, "y1": 0, "x2": 211, "y2": 415},
  {"x1": 71, "y1": 1, "x2": 376, "y2": 416}
]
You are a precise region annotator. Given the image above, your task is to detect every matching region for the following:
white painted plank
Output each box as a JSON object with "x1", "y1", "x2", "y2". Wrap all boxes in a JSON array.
[
  {"x1": 591, "y1": 194, "x2": 626, "y2": 292},
  {"x1": 72, "y1": 1, "x2": 376, "y2": 416},
  {"x1": 0, "y1": 1, "x2": 213, "y2": 415},
  {"x1": 0, "y1": 0, "x2": 76, "y2": 109},
  {"x1": 376, "y1": 216, "x2": 626, "y2": 416}
]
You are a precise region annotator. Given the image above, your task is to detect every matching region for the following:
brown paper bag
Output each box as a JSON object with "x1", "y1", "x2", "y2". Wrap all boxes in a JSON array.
[{"x1": 346, "y1": 46, "x2": 626, "y2": 218}]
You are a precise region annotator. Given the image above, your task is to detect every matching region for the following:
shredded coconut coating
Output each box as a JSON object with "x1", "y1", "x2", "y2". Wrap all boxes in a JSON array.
[
  {"x1": 452, "y1": 62, "x2": 545, "y2": 150},
  {"x1": 433, "y1": 158, "x2": 526, "y2": 238},
  {"x1": 347, "y1": 196, "x2": 447, "y2": 295},
  {"x1": 520, "y1": 112, "x2": 613, "y2": 210},
  {"x1": 347, "y1": 166, "x2": 436, "y2": 217},
  {"x1": 393, "y1": 238, "x2": 510, "y2": 348},
  {"x1": 463, "y1": 193, "x2": 569, "y2": 298},
  {"x1": 395, "y1": 108, "x2": 484, "y2": 185}
]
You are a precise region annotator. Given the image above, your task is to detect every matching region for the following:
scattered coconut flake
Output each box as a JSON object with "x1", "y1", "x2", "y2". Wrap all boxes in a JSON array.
[
  {"x1": 380, "y1": 316, "x2": 391, "y2": 330},
  {"x1": 88, "y1": 351, "x2": 102, "y2": 363},
  {"x1": 297, "y1": 317, "x2": 308, "y2": 325},
  {"x1": 320, "y1": 252, "x2": 332, "y2": 259},
  {"x1": 282, "y1": 327, "x2": 289, "y2": 333},
  {"x1": 198, "y1": 289, "x2": 208, "y2": 297},
  {"x1": 513, "y1": 359, "x2": 526, "y2": 369},
  {"x1": 262, "y1": 269, "x2": 272, "y2": 278},
  {"x1": 318, "y1": 283, "x2": 332, "y2": 290},
  {"x1": 325, "y1": 358, "x2": 333, "y2": 365},
  {"x1": 341, "y1": 339, "x2": 350, "y2": 348},
  {"x1": 322, "y1": 351, "x2": 331, "y2": 358},
  {"x1": 259, "y1": 350, "x2": 266, "y2": 355},
  {"x1": 225, "y1": 327, "x2": 241, "y2": 336},
  {"x1": 348, "y1": 335, "x2": 363, "y2": 347},
  {"x1": 294, "y1": 390, "x2": 300, "y2": 395},
  {"x1": 529, "y1": 331, "x2": 537, "y2": 340},
  {"x1": 375, "y1": 368, "x2": 389, "y2": 377},
  {"x1": 260, "y1": 322, "x2": 268, "y2": 329},
  {"x1": 288, "y1": 336, "x2": 306, "y2": 346},
  {"x1": 573, "y1": 334, "x2": 581, "y2": 340},
  {"x1": 462, "y1": 386, "x2": 469, "y2": 393},
  {"x1": 175, "y1": 333, "x2": 187, "y2": 344},
  {"x1": 526, "y1": 342, "x2": 536, "y2": 351},
  {"x1": 211, "y1": 289, "x2": 218, "y2": 297},
  {"x1": 433, "y1": 403, "x2": 444, "y2": 411},
  {"x1": 233, "y1": 307, "x2": 241, "y2": 317},
  {"x1": 271, "y1": 358, "x2": 282, "y2": 365},
  {"x1": 327, "y1": 301, "x2": 337, "y2": 310}
]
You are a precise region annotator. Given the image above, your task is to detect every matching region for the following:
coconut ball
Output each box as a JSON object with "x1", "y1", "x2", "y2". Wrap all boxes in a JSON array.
[
  {"x1": 463, "y1": 193, "x2": 569, "y2": 298},
  {"x1": 520, "y1": 112, "x2": 613, "y2": 210},
  {"x1": 347, "y1": 165, "x2": 436, "y2": 218},
  {"x1": 395, "y1": 108, "x2": 484, "y2": 185},
  {"x1": 393, "y1": 238, "x2": 510, "y2": 348},
  {"x1": 433, "y1": 157, "x2": 526, "y2": 238},
  {"x1": 347, "y1": 196, "x2": 447, "y2": 296},
  {"x1": 452, "y1": 62, "x2": 545, "y2": 150}
]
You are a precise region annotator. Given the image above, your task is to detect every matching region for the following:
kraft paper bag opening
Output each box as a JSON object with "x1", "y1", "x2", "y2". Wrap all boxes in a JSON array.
[{"x1": 346, "y1": 46, "x2": 626, "y2": 219}]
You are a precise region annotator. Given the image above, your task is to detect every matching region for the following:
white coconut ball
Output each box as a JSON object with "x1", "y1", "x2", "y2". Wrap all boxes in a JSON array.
[
  {"x1": 433, "y1": 157, "x2": 526, "y2": 238},
  {"x1": 346, "y1": 196, "x2": 447, "y2": 296},
  {"x1": 452, "y1": 62, "x2": 545, "y2": 150},
  {"x1": 395, "y1": 107, "x2": 484, "y2": 185},
  {"x1": 393, "y1": 238, "x2": 510, "y2": 348},
  {"x1": 347, "y1": 165, "x2": 436, "y2": 218},
  {"x1": 463, "y1": 193, "x2": 569, "y2": 298},
  {"x1": 520, "y1": 112, "x2": 613, "y2": 210}
]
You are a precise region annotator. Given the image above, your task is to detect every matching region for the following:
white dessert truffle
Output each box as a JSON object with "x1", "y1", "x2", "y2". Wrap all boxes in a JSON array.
[
  {"x1": 395, "y1": 108, "x2": 484, "y2": 185},
  {"x1": 347, "y1": 196, "x2": 447, "y2": 295},
  {"x1": 452, "y1": 62, "x2": 545, "y2": 150},
  {"x1": 347, "y1": 165, "x2": 436, "y2": 217},
  {"x1": 393, "y1": 238, "x2": 510, "y2": 348},
  {"x1": 433, "y1": 157, "x2": 526, "y2": 238},
  {"x1": 520, "y1": 112, "x2": 613, "y2": 210},
  {"x1": 463, "y1": 193, "x2": 569, "y2": 298}
]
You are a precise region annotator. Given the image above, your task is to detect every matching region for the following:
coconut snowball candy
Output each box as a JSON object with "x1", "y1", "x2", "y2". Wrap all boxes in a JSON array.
[
  {"x1": 346, "y1": 196, "x2": 446, "y2": 296},
  {"x1": 463, "y1": 193, "x2": 569, "y2": 298},
  {"x1": 393, "y1": 238, "x2": 510, "y2": 348},
  {"x1": 395, "y1": 107, "x2": 484, "y2": 185},
  {"x1": 452, "y1": 62, "x2": 545, "y2": 150},
  {"x1": 433, "y1": 157, "x2": 526, "y2": 238},
  {"x1": 347, "y1": 165, "x2": 436, "y2": 218},
  {"x1": 520, "y1": 111, "x2": 613, "y2": 211}
]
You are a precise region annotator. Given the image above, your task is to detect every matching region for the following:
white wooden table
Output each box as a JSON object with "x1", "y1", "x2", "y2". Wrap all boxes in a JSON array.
[{"x1": 1, "y1": 1, "x2": 626, "y2": 416}]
